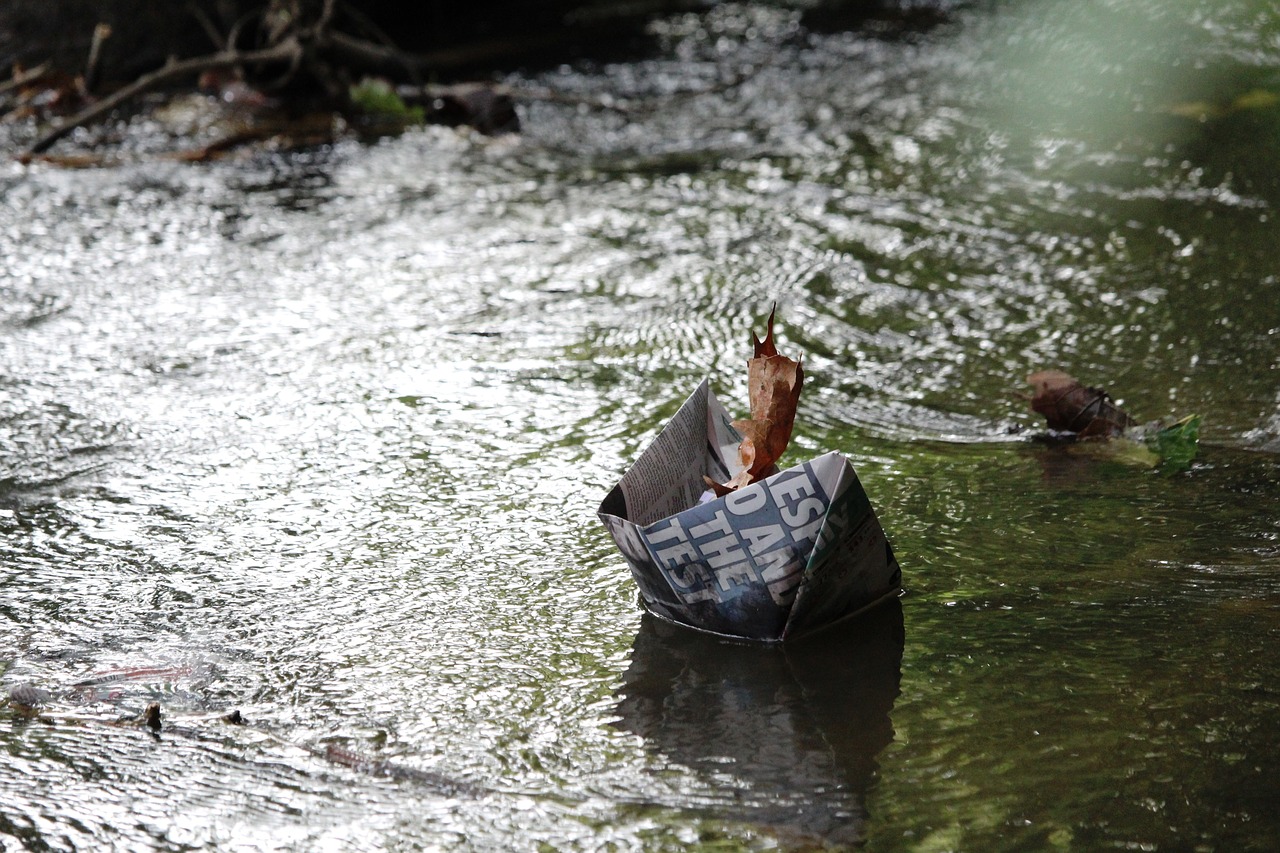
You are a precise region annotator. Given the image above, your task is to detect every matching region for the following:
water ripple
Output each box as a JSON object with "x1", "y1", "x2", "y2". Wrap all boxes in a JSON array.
[{"x1": 3, "y1": 1, "x2": 1280, "y2": 849}]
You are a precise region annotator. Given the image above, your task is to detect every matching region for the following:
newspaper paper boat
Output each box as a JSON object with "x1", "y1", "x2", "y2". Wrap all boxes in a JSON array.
[{"x1": 598, "y1": 379, "x2": 901, "y2": 642}]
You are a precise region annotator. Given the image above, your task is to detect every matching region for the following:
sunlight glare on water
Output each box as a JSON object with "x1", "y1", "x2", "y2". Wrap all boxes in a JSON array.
[{"x1": 2, "y1": 1, "x2": 1280, "y2": 850}]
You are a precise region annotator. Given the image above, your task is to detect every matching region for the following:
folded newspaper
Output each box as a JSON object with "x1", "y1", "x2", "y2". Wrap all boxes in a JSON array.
[{"x1": 598, "y1": 379, "x2": 901, "y2": 642}]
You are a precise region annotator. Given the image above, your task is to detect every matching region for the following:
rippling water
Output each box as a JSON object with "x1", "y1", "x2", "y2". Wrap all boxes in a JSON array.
[{"x1": 3, "y1": 1, "x2": 1280, "y2": 850}]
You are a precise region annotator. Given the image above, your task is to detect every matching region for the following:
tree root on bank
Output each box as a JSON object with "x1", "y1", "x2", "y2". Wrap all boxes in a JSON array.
[
  {"x1": 22, "y1": 40, "x2": 304, "y2": 158},
  {"x1": 8, "y1": 0, "x2": 768, "y2": 163},
  {"x1": 15, "y1": 0, "x2": 526, "y2": 160}
]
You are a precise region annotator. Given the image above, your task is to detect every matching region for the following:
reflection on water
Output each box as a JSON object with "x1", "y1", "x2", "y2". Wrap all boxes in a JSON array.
[
  {"x1": 615, "y1": 601, "x2": 903, "y2": 846},
  {"x1": 2, "y1": 0, "x2": 1280, "y2": 849}
]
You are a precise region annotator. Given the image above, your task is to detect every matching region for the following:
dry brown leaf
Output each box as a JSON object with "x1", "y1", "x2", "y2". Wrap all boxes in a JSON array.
[
  {"x1": 706, "y1": 307, "x2": 805, "y2": 494},
  {"x1": 4, "y1": 66, "x2": 90, "y2": 120},
  {"x1": 1027, "y1": 370, "x2": 1136, "y2": 437}
]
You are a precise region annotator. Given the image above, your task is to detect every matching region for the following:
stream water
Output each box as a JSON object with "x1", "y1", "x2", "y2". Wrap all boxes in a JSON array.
[{"x1": 3, "y1": 1, "x2": 1280, "y2": 850}]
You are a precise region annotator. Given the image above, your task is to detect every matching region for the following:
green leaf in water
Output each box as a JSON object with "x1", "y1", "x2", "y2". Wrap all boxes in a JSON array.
[
  {"x1": 348, "y1": 78, "x2": 424, "y2": 123},
  {"x1": 1101, "y1": 437, "x2": 1161, "y2": 469},
  {"x1": 1148, "y1": 414, "x2": 1201, "y2": 471}
]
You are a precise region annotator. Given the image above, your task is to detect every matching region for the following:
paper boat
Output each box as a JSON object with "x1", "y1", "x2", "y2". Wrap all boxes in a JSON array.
[{"x1": 598, "y1": 379, "x2": 901, "y2": 642}]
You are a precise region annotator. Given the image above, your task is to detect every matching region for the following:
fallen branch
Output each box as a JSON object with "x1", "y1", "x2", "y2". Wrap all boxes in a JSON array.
[
  {"x1": 19, "y1": 0, "x2": 664, "y2": 161},
  {"x1": 83, "y1": 23, "x2": 113, "y2": 94},
  {"x1": 167, "y1": 126, "x2": 280, "y2": 162},
  {"x1": 326, "y1": 30, "x2": 432, "y2": 75},
  {"x1": 23, "y1": 39, "x2": 302, "y2": 157},
  {"x1": 0, "y1": 62, "x2": 53, "y2": 98}
]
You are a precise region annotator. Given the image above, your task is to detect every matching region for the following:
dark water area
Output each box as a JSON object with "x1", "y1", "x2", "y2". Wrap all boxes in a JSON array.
[{"x1": 2, "y1": 1, "x2": 1280, "y2": 850}]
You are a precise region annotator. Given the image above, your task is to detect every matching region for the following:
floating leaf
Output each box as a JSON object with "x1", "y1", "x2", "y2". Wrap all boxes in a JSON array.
[
  {"x1": 1026, "y1": 370, "x2": 1201, "y2": 470},
  {"x1": 348, "y1": 78, "x2": 424, "y2": 123},
  {"x1": 1149, "y1": 414, "x2": 1201, "y2": 471},
  {"x1": 1232, "y1": 88, "x2": 1280, "y2": 112},
  {"x1": 1167, "y1": 88, "x2": 1279, "y2": 121},
  {"x1": 1027, "y1": 370, "x2": 1136, "y2": 438}
]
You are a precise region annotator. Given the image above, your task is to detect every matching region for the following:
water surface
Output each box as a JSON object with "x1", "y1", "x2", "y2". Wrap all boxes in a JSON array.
[{"x1": 2, "y1": 1, "x2": 1279, "y2": 850}]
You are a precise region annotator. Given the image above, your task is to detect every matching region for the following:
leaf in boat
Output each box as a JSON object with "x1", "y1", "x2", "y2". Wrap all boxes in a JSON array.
[{"x1": 706, "y1": 307, "x2": 804, "y2": 494}]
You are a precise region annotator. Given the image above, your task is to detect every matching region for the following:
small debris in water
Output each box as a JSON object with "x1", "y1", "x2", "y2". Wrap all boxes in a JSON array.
[{"x1": 7, "y1": 683, "x2": 51, "y2": 708}]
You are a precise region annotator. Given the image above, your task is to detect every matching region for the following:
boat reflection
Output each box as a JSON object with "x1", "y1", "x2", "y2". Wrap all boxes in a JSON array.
[{"x1": 614, "y1": 599, "x2": 904, "y2": 846}]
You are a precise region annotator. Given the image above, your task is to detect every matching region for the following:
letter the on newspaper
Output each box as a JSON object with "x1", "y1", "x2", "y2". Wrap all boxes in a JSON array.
[{"x1": 598, "y1": 379, "x2": 901, "y2": 642}]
